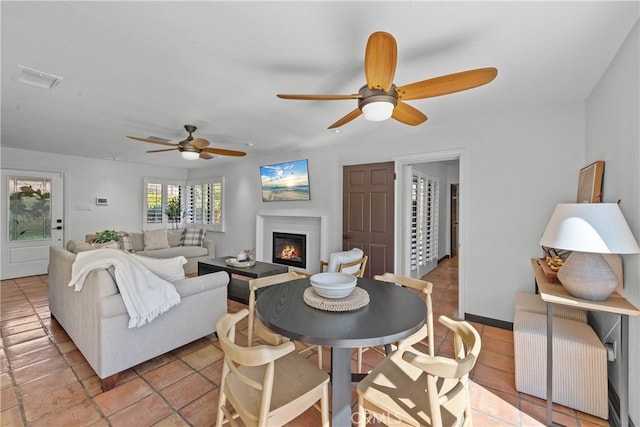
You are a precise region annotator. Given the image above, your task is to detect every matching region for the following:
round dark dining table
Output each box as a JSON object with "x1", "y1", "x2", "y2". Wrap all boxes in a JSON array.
[{"x1": 256, "y1": 276, "x2": 426, "y2": 427}]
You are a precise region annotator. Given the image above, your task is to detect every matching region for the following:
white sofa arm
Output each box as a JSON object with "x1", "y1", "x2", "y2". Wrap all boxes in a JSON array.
[
  {"x1": 202, "y1": 239, "x2": 214, "y2": 258},
  {"x1": 173, "y1": 271, "x2": 228, "y2": 298}
]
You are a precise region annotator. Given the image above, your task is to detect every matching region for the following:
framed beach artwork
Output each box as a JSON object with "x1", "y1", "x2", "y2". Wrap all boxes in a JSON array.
[
  {"x1": 577, "y1": 160, "x2": 604, "y2": 203},
  {"x1": 260, "y1": 159, "x2": 311, "y2": 202}
]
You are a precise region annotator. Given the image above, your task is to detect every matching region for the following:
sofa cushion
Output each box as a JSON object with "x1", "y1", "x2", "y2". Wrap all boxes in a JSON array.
[
  {"x1": 129, "y1": 232, "x2": 145, "y2": 252},
  {"x1": 137, "y1": 245, "x2": 208, "y2": 259},
  {"x1": 131, "y1": 254, "x2": 187, "y2": 282},
  {"x1": 167, "y1": 230, "x2": 184, "y2": 247},
  {"x1": 181, "y1": 228, "x2": 206, "y2": 246},
  {"x1": 118, "y1": 232, "x2": 134, "y2": 252},
  {"x1": 67, "y1": 240, "x2": 95, "y2": 253},
  {"x1": 144, "y1": 228, "x2": 170, "y2": 250}
]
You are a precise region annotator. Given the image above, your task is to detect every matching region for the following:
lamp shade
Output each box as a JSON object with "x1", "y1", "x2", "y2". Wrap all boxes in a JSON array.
[{"x1": 539, "y1": 203, "x2": 640, "y2": 254}]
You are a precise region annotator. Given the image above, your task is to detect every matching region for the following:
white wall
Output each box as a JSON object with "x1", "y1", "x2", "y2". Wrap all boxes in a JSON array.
[
  {"x1": 1, "y1": 148, "x2": 187, "y2": 241},
  {"x1": 585, "y1": 20, "x2": 639, "y2": 425}
]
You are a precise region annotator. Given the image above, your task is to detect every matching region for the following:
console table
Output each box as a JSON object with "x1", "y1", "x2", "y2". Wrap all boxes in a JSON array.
[
  {"x1": 198, "y1": 257, "x2": 288, "y2": 304},
  {"x1": 531, "y1": 259, "x2": 640, "y2": 427}
]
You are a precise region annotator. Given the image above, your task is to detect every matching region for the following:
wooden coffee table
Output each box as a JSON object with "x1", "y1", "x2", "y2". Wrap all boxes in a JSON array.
[{"x1": 198, "y1": 257, "x2": 288, "y2": 304}]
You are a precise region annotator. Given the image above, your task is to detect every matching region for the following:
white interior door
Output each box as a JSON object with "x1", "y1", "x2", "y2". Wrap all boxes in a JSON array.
[{"x1": 1, "y1": 170, "x2": 64, "y2": 279}]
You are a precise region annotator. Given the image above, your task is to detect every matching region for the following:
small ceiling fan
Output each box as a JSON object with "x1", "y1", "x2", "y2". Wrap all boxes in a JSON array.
[
  {"x1": 277, "y1": 31, "x2": 498, "y2": 129},
  {"x1": 128, "y1": 125, "x2": 246, "y2": 160}
]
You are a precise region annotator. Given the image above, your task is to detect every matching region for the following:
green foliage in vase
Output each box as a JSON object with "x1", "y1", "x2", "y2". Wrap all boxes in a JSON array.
[
  {"x1": 93, "y1": 230, "x2": 122, "y2": 244},
  {"x1": 165, "y1": 196, "x2": 182, "y2": 229}
]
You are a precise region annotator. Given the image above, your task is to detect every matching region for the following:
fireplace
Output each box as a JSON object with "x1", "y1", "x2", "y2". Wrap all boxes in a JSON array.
[{"x1": 272, "y1": 232, "x2": 306, "y2": 269}]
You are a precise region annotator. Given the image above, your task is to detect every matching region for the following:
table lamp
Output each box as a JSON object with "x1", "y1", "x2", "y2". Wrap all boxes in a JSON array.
[{"x1": 539, "y1": 203, "x2": 640, "y2": 301}]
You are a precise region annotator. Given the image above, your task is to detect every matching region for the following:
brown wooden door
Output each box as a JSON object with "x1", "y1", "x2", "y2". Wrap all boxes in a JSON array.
[{"x1": 343, "y1": 161, "x2": 395, "y2": 278}]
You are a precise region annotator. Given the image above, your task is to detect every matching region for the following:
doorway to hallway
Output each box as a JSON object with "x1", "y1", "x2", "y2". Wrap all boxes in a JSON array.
[{"x1": 394, "y1": 149, "x2": 463, "y2": 318}]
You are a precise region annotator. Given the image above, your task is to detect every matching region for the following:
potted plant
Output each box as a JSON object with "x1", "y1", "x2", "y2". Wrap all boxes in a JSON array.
[
  {"x1": 92, "y1": 230, "x2": 122, "y2": 244},
  {"x1": 165, "y1": 197, "x2": 182, "y2": 229}
]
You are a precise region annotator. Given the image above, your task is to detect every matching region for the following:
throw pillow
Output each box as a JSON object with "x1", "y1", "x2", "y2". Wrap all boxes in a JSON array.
[
  {"x1": 118, "y1": 232, "x2": 135, "y2": 252},
  {"x1": 143, "y1": 228, "x2": 170, "y2": 251},
  {"x1": 181, "y1": 228, "x2": 206, "y2": 246},
  {"x1": 131, "y1": 254, "x2": 187, "y2": 282},
  {"x1": 167, "y1": 230, "x2": 183, "y2": 247}
]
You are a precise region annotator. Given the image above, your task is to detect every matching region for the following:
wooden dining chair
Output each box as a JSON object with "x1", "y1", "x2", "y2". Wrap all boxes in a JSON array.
[
  {"x1": 356, "y1": 315, "x2": 481, "y2": 427},
  {"x1": 216, "y1": 309, "x2": 330, "y2": 427},
  {"x1": 248, "y1": 272, "x2": 323, "y2": 368},
  {"x1": 320, "y1": 248, "x2": 368, "y2": 277},
  {"x1": 357, "y1": 272, "x2": 434, "y2": 372}
]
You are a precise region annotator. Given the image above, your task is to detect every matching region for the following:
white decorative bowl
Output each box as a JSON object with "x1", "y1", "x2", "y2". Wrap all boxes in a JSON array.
[{"x1": 310, "y1": 272, "x2": 357, "y2": 299}]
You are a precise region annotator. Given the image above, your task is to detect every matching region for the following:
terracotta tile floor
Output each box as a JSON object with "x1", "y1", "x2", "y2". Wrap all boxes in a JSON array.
[{"x1": 0, "y1": 257, "x2": 611, "y2": 426}]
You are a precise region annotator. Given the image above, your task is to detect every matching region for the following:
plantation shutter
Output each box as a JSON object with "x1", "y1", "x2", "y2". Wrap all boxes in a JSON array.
[
  {"x1": 409, "y1": 171, "x2": 439, "y2": 274},
  {"x1": 186, "y1": 182, "x2": 222, "y2": 225},
  {"x1": 146, "y1": 183, "x2": 163, "y2": 224}
]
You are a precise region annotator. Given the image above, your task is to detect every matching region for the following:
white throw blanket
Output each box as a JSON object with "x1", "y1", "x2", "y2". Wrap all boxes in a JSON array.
[{"x1": 68, "y1": 249, "x2": 181, "y2": 328}]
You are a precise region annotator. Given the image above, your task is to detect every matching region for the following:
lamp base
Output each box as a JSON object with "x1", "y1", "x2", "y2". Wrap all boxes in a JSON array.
[{"x1": 557, "y1": 252, "x2": 618, "y2": 301}]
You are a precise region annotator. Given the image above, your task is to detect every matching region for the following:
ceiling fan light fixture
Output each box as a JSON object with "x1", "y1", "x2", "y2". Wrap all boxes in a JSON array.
[
  {"x1": 180, "y1": 150, "x2": 200, "y2": 160},
  {"x1": 362, "y1": 101, "x2": 394, "y2": 121}
]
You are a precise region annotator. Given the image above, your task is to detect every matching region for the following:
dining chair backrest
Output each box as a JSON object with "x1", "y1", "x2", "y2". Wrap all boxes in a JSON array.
[
  {"x1": 403, "y1": 315, "x2": 481, "y2": 427},
  {"x1": 320, "y1": 248, "x2": 368, "y2": 277},
  {"x1": 248, "y1": 271, "x2": 323, "y2": 367},
  {"x1": 356, "y1": 315, "x2": 481, "y2": 427},
  {"x1": 216, "y1": 309, "x2": 330, "y2": 427},
  {"x1": 247, "y1": 271, "x2": 305, "y2": 345},
  {"x1": 355, "y1": 272, "x2": 434, "y2": 373},
  {"x1": 374, "y1": 272, "x2": 434, "y2": 356}
]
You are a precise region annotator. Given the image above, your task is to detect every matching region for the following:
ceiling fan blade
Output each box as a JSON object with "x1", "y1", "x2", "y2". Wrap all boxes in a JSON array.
[
  {"x1": 190, "y1": 138, "x2": 210, "y2": 149},
  {"x1": 277, "y1": 94, "x2": 361, "y2": 101},
  {"x1": 364, "y1": 31, "x2": 397, "y2": 92},
  {"x1": 199, "y1": 152, "x2": 214, "y2": 160},
  {"x1": 127, "y1": 136, "x2": 177, "y2": 147},
  {"x1": 202, "y1": 147, "x2": 247, "y2": 157},
  {"x1": 396, "y1": 67, "x2": 498, "y2": 101},
  {"x1": 146, "y1": 148, "x2": 178, "y2": 153},
  {"x1": 392, "y1": 101, "x2": 428, "y2": 126},
  {"x1": 328, "y1": 108, "x2": 362, "y2": 129}
]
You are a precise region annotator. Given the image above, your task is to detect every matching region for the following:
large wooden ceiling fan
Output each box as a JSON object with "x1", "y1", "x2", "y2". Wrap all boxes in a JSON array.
[
  {"x1": 277, "y1": 31, "x2": 498, "y2": 129},
  {"x1": 128, "y1": 125, "x2": 246, "y2": 160}
]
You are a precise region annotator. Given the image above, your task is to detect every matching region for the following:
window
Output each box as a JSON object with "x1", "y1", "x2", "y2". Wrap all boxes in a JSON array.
[
  {"x1": 144, "y1": 179, "x2": 183, "y2": 227},
  {"x1": 8, "y1": 176, "x2": 52, "y2": 241},
  {"x1": 185, "y1": 177, "x2": 225, "y2": 232},
  {"x1": 144, "y1": 177, "x2": 225, "y2": 231}
]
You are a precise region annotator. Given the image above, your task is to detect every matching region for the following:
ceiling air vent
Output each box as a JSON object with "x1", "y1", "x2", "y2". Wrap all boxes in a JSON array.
[{"x1": 16, "y1": 65, "x2": 63, "y2": 89}]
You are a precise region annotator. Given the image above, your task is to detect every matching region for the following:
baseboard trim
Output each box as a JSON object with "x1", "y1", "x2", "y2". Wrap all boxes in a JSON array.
[
  {"x1": 438, "y1": 255, "x2": 451, "y2": 263},
  {"x1": 464, "y1": 313, "x2": 513, "y2": 331}
]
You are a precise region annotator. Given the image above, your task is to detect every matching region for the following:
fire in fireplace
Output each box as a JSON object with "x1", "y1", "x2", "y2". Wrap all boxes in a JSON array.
[{"x1": 272, "y1": 232, "x2": 306, "y2": 269}]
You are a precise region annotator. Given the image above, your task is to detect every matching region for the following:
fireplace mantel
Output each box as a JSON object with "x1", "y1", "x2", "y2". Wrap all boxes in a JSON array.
[{"x1": 256, "y1": 211, "x2": 328, "y2": 274}]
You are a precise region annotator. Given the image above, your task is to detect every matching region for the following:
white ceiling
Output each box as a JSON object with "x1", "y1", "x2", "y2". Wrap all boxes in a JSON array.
[{"x1": 2, "y1": 1, "x2": 638, "y2": 169}]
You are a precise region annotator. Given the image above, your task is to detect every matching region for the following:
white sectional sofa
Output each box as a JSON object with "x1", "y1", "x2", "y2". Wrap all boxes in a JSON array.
[
  {"x1": 48, "y1": 245, "x2": 228, "y2": 391},
  {"x1": 67, "y1": 228, "x2": 214, "y2": 275}
]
